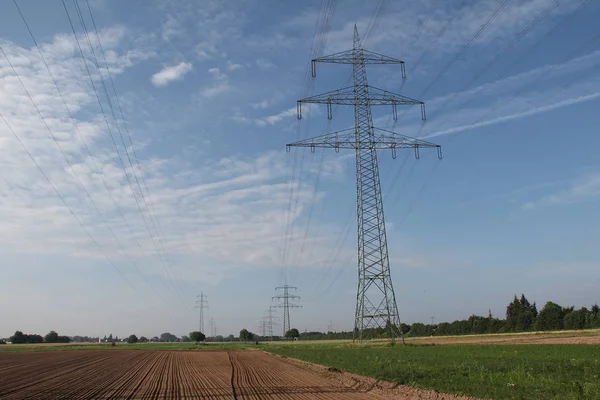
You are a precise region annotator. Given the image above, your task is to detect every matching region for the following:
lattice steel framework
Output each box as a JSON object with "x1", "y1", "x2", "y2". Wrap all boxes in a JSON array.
[
  {"x1": 272, "y1": 285, "x2": 301, "y2": 338},
  {"x1": 288, "y1": 26, "x2": 442, "y2": 342},
  {"x1": 195, "y1": 292, "x2": 208, "y2": 334}
]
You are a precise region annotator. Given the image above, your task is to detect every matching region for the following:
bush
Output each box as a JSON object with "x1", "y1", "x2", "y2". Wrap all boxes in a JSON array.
[
  {"x1": 127, "y1": 335, "x2": 138, "y2": 344},
  {"x1": 189, "y1": 331, "x2": 206, "y2": 343}
]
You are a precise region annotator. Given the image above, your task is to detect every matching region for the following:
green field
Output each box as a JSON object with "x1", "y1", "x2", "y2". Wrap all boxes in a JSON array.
[
  {"x1": 4, "y1": 337, "x2": 600, "y2": 399},
  {"x1": 266, "y1": 343, "x2": 600, "y2": 400}
]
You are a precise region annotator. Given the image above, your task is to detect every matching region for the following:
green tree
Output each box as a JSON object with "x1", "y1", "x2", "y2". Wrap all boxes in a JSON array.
[
  {"x1": 589, "y1": 304, "x2": 600, "y2": 328},
  {"x1": 45, "y1": 331, "x2": 59, "y2": 343},
  {"x1": 285, "y1": 328, "x2": 300, "y2": 339},
  {"x1": 189, "y1": 331, "x2": 206, "y2": 343},
  {"x1": 139, "y1": 336, "x2": 148, "y2": 343},
  {"x1": 108, "y1": 334, "x2": 113, "y2": 342},
  {"x1": 400, "y1": 323, "x2": 411, "y2": 335},
  {"x1": 505, "y1": 294, "x2": 536, "y2": 332},
  {"x1": 564, "y1": 307, "x2": 591, "y2": 330},
  {"x1": 536, "y1": 301, "x2": 566, "y2": 331},
  {"x1": 409, "y1": 323, "x2": 433, "y2": 337},
  {"x1": 160, "y1": 332, "x2": 178, "y2": 342},
  {"x1": 57, "y1": 335, "x2": 70, "y2": 343},
  {"x1": 25, "y1": 334, "x2": 43, "y2": 343},
  {"x1": 239, "y1": 329, "x2": 253, "y2": 341},
  {"x1": 127, "y1": 334, "x2": 138, "y2": 344},
  {"x1": 10, "y1": 331, "x2": 26, "y2": 344}
]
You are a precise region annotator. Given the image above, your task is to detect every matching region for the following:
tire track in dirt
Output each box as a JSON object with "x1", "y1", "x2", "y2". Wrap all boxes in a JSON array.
[
  {"x1": 0, "y1": 350, "x2": 476, "y2": 399},
  {"x1": 15, "y1": 351, "x2": 150, "y2": 399},
  {"x1": 228, "y1": 351, "x2": 239, "y2": 400},
  {"x1": 0, "y1": 351, "x2": 116, "y2": 398},
  {"x1": 230, "y1": 351, "x2": 383, "y2": 400}
]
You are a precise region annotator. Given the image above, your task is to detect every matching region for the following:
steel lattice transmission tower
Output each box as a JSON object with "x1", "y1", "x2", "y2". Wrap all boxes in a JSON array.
[
  {"x1": 267, "y1": 306, "x2": 279, "y2": 340},
  {"x1": 272, "y1": 285, "x2": 301, "y2": 337},
  {"x1": 288, "y1": 26, "x2": 442, "y2": 342},
  {"x1": 195, "y1": 292, "x2": 208, "y2": 334}
]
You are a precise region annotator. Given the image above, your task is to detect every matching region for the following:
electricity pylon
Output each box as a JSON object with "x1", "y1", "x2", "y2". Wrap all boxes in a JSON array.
[
  {"x1": 272, "y1": 285, "x2": 301, "y2": 337},
  {"x1": 195, "y1": 292, "x2": 208, "y2": 334},
  {"x1": 209, "y1": 317, "x2": 216, "y2": 337},
  {"x1": 288, "y1": 26, "x2": 442, "y2": 342},
  {"x1": 266, "y1": 306, "x2": 279, "y2": 341}
]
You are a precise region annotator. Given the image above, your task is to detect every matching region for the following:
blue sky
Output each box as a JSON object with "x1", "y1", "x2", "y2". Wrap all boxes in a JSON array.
[{"x1": 1, "y1": 0, "x2": 600, "y2": 339}]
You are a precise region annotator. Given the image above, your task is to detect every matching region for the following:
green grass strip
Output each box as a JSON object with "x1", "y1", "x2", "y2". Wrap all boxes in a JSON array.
[{"x1": 266, "y1": 344, "x2": 600, "y2": 399}]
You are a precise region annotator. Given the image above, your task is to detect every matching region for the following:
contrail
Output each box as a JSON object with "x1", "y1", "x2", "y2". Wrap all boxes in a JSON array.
[{"x1": 424, "y1": 91, "x2": 600, "y2": 139}]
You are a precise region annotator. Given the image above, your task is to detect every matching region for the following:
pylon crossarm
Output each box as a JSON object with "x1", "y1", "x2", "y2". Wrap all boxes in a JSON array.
[
  {"x1": 297, "y1": 86, "x2": 424, "y2": 120},
  {"x1": 312, "y1": 49, "x2": 406, "y2": 78},
  {"x1": 313, "y1": 49, "x2": 404, "y2": 64},
  {"x1": 286, "y1": 127, "x2": 442, "y2": 159}
]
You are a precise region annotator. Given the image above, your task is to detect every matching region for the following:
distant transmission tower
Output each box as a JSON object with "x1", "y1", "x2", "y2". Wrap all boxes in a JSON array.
[
  {"x1": 195, "y1": 292, "x2": 208, "y2": 333},
  {"x1": 209, "y1": 317, "x2": 216, "y2": 337},
  {"x1": 288, "y1": 26, "x2": 442, "y2": 342},
  {"x1": 266, "y1": 306, "x2": 279, "y2": 340},
  {"x1": 259, "y1": 319, "x2": 268, "y2": 338},
  {"x1": 273, "y1": 285, "x2": 301, "y2": 337}
]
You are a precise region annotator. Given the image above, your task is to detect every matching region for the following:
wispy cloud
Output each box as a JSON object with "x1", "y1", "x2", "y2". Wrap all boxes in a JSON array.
[
  {"x1": 324, "y1": 0, "x2": 580, "y2": 58},
  {"x1": 200, "y1": 67, "x2": 232, "y2": 98},
  {"x1": 226, "y1": 60, "x2": 243, "y2": 71},
  {"x1": 0, "y1": 31, "x2": 342, "y2": 296},
  {"x1": 256, "y1": 59, "x2": 276, "y2": 70},
  {"x1": 258, "y1": 106, "x2": 297, "y2": 126},
  {"x1": 151, "y1": 62, "x2": 193, "y2": 87},
  {"x1": 408, "y1": 48, "x2": 600, "y2": 139},
  {"x1": 522, "y1": 173, "x2": 600, "y2": 210}
]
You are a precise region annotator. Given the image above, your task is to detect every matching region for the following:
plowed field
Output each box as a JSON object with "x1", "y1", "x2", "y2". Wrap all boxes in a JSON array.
[{"x1": 1, "y1": 350, "x2": 457, "y2": 399}]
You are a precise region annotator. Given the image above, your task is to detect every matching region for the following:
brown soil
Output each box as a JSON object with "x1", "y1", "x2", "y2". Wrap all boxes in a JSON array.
[{"x1": 0, "y1": 350, "x2": 477, "y2": 399}]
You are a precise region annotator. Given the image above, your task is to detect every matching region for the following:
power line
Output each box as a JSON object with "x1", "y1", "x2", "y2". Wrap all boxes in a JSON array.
[
  {"x1": 61, "y1": 0, "x2": 186, "y2": 304},
  {"x1": 0, "y1": 110, "x2": 137, "y2": 292},
  {"x1": 279, "y1": 0, "x2": 337, "y2": 285},
  {"x1": 81, "y1": 0, "x2": 190, "y2": 303},
  {"x1": 416, "y1": 0, "x2": 511, "y2": 100},
  {"x1": 2, "y1": 42, "x2": 169, "y2": 293},
  {"x1": 289, "y1": 0, "x2": 393, "y2": 285},
  {"x1": 289, "y1": 26, "x2": 442, "y2": 343},
  {"x1": 10, "y1": 0, "x2": 172, "y2": 306},
  {"x1": 429, "y1": 0, "x2": 564, "y2": 122},
  {"x1": 272, "y1": 285, "x2": 301, "y2": 337},
  {"x1": 386, "y1": 1, "x2": 595, "y2": 231},
  {"x1": 423, "y1": 0, "x2": 594, "y2": 134},
  {"x1": 389, "y1": 16, "x2": 599, "y2": 234},
  {"x1": 289, "y1": 0, "x2": 401, "y2": 287},
  {"x1": 411, "y1": 0, "x2": 467, "y2": 73}
]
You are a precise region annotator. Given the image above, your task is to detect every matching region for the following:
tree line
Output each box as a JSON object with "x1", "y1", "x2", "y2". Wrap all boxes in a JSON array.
[
  {"x1": 8, "y1": 330, "x2": 70, "y2": 344},
  {"x1": 292, "y1": 295, "x2": 600, "y2": 340},
  {"x1": 5, "y1": 295, "x2": 595, "y2": 344}
]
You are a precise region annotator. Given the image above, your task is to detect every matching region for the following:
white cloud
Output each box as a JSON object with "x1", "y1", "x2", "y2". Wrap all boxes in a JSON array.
[
  {"x1": 151, "y1": 62, "x2": 193, "y2": 87},
  {"x1": 256, "y1": 59, "x2": 276, "y2": 70},
  {"x1": 200, "y1": 67, "x2": 232, "y2": 98},
  {"x1": 201, "y1": 82, "x2": 232, "y2": 98},
  {"x1": 226, "y1": 60, "x2": 243, "y2": 71},
  {"x1": 324, "y1": 0, "x2": 580, "y2": 58},
  {"x1": 0, "y1": 32, "x2": 346, "y2": 297},
  {"x1": 522, "y1": 173, "x2": 600, "y2": 211},
  {"x1": 261, "y1": 107, "x2": 298, "y2": 125}
]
